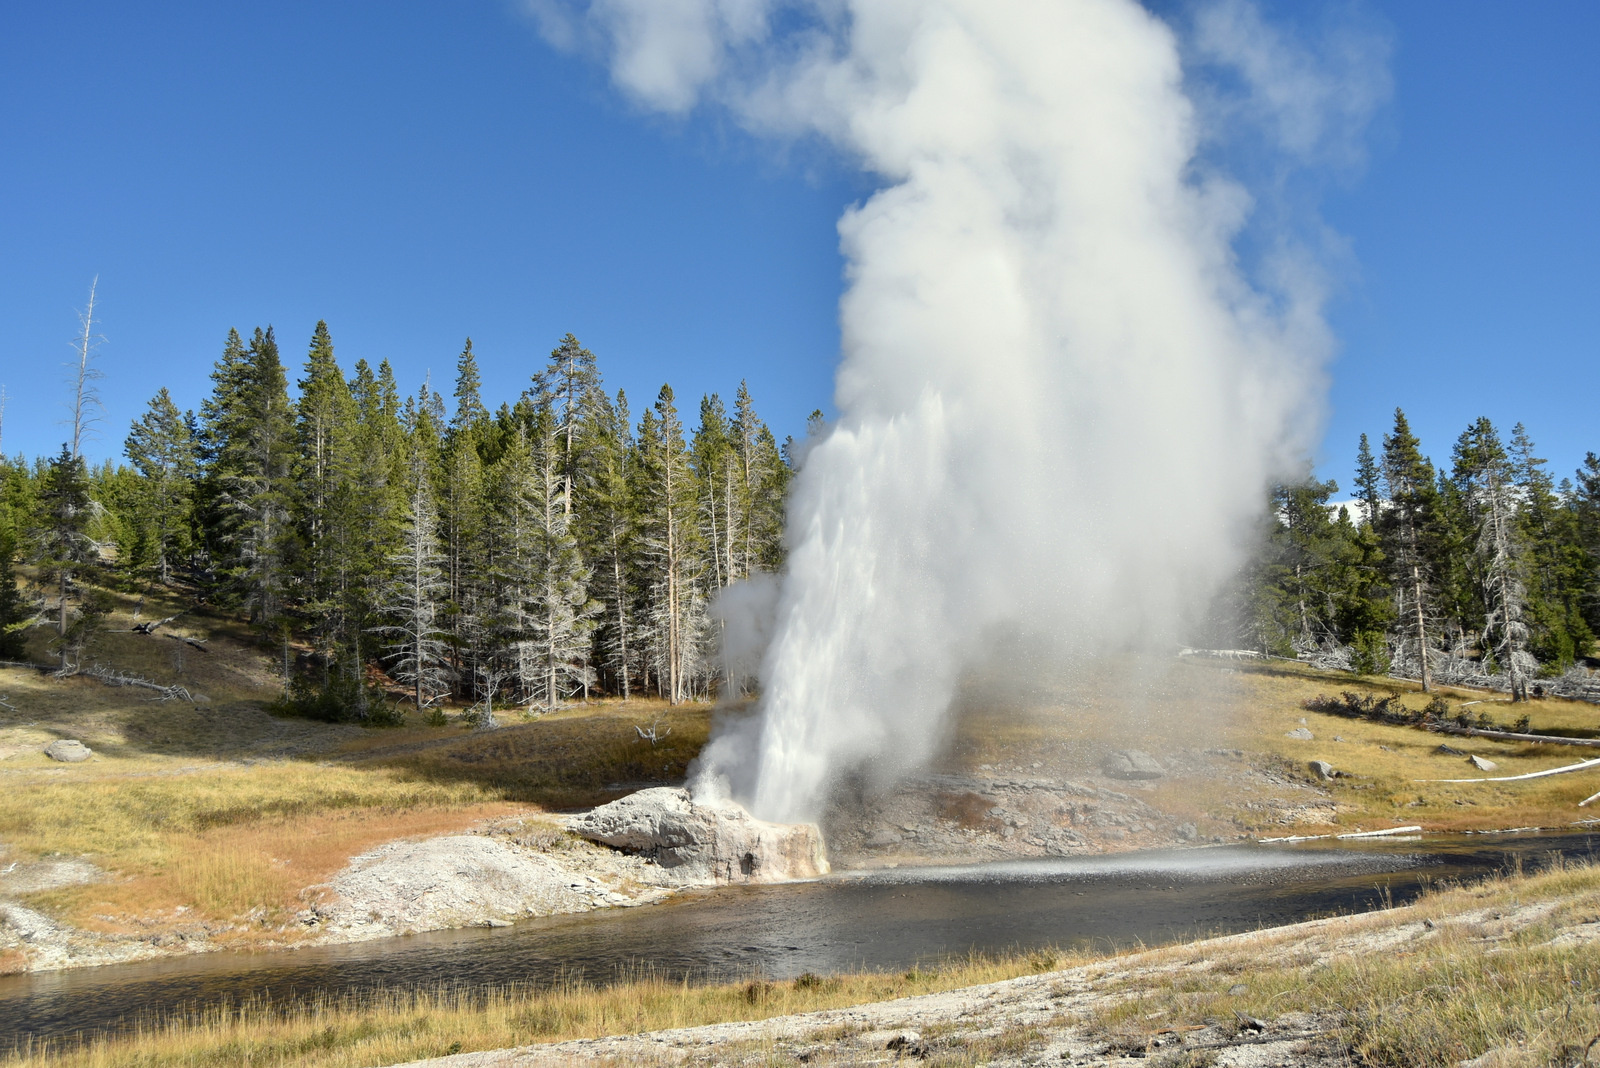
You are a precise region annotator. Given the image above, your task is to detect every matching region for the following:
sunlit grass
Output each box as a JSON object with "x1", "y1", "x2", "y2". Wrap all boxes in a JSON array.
[{"x1": 1082, "y1": 858, "x2": 1600, "y2": 1067}]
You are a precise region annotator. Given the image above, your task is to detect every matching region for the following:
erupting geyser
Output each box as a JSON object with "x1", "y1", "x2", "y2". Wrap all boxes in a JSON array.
[{"x1": 538, "y1": 0, "x2": 1384, "y2": 822}]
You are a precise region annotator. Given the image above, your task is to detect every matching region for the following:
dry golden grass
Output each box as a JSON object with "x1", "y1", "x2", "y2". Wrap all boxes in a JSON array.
[{"x1": 1084, "y1": 858, "x2": 1600, "y2": 1067}]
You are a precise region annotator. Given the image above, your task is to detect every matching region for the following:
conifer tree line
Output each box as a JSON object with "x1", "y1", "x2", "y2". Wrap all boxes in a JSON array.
[
  {"x1": 0, "y1": 324, "x2": 791, "y2": 719},
  {"x1": 1236, "y1": 408, "x2": 1600, "y2": 701},
  {"x1": 2, "y1": 336, "x2": 1597, "y2": 712}
]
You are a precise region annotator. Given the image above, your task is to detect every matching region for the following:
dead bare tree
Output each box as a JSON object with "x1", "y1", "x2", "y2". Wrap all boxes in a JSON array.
[
  {"x1": 635, "y1": 713, "x2": 672, "y2": 746},
  {"x1": 68, "y1": 277, "x2": 105, "y2": 460}
]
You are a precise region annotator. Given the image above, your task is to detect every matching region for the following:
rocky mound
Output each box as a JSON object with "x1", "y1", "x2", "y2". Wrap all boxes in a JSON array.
[{"x1": 566, "y1": 787, "x2": 829, "y2": 885}]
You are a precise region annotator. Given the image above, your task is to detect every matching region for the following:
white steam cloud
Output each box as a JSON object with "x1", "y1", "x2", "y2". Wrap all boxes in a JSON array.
[{"x1": 530, "y1": 0, "x2": 1387, "y2": 822}]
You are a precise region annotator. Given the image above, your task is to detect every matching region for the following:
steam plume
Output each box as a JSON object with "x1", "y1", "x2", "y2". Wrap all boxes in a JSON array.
[{"x1": 534, "y1": 0, "x2": 1385, "y2": 821}]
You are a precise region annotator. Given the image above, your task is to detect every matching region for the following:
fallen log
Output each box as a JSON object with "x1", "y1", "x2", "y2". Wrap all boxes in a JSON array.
[
  {"x1": 164, "y1": 633, "x2": 209, "y2": 653},
  {"x1": 1416, "y1": 756, "x2": 1600, "y2": 784},
  {"x1": 1428, "y1": 723, "x2": 1600, "y2": 748}
]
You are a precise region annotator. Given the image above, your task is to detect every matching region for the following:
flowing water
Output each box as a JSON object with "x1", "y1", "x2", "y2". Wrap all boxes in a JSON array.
[{"x1": 3, "y1": 831, "x2": 1594, "y2": 1046}]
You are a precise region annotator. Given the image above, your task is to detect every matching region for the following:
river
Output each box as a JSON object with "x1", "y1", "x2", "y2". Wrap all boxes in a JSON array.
[{"x1": 2, "y1": 830, "x2": 1593, "y2": 1046}]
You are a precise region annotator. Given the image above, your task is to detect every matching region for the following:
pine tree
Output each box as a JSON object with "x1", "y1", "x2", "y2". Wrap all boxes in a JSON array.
[
  {"x1": 1379, "y1": 409, "x2": 1441, "y2": 692},
  {"x1": 1452, "y1": 417, "x2": 1536, "y2": 699},
  {"x1": 292, "y1": 321, "x2": 361, "y2": 679},
  {"x1": 34, "y1": 445, "x2": 94, "y2": 672},
  {"x1": 531, "y1": 333, "x2": 602, "y2": 517},
  {"x1": 693, "y1": 393, "x2": 739, "y2": 591},
  {"x1": 376, "y1": 447, "x2": 449, "y2": 712},
  {"x1": 733, "y1": 382, "x2": 788, "y2": 573},
  {"x1": 124, "y1": 388, "x2": 198, "y2": 584},
  {"x1": 584, "y1": 389, "x2": 638, "y2": 698},
  {"x1": 1575, "y1": 452, "x2": 1600, "y2": 640},
  {"x1": 1354, "y1": 433, "x2": 1382, "y2": 529},
  {"x1": 198, "y1": 327, "x2": 294, "y2": 626},
  {"x1": 634, "y1": 385, "x2": 702, "y2": 703},
  {"x1": 1266, "y1": 474, "x2": 1347, "y2": 652},
  {"x1": 0, "y1": 527, "x2": 31, "y2": 659},
  {"x1": 480, "y1": 425, "x2": 542, "y2": 713},
  {"x1": 524, "y1": 399, "x2": 598, "y2": 708},
  {"x1": 1509, "y1": 424, "x2": 1592, "y2": 668}
]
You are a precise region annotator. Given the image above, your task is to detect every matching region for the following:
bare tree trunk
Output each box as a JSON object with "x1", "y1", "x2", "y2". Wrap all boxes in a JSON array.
[
  {"x1": 70, "y1": 277, "x2": 101, "y2": 460},
  {"x1": 58, "y1": 568, "x2": 70, "y2": 672},
  {"x1": 613, "y1": 548, "x2": 630, "y2": 700},
  {"x1": 1411, "y1": 561, "x2": 1431, "y2": 693},
  {"x1": 665, "y1": 463, "x2": 681, "y2": 705}
]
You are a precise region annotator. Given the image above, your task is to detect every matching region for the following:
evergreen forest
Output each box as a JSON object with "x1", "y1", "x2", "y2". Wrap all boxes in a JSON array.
[{"x1": 1, "y1": 323, "x2": 1597, "y2": 720}]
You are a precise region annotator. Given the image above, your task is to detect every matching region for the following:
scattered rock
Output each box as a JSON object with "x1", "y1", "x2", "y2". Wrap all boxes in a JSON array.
[
  {"x1": 1176, "y1": 822, "x2": 1198, "y2": 841},
  {"x1": 1101, "y1": 749, "x2": 1165, "y2": 780},
  {"x1": 885, "y1": 1030, "x2": 924, "y2": 1055},
  {"x1": 43, "y1": 740, "x2": 91, "y2": 763},
  {"x1": 1285, "y1": 727, "x2": 1314, "y2": 741},
  {"x1": 863, "y1": 829, "x2": 901, "y2": 849},
  {"x1": 1435, "y1": 744, "x2": 1466, "y2": 756},
  {"x1": 1309, "y1": 760, "x2": 1338, "y2": 781},
  {"x1": 1468, "y1": 755, "x2": 1498, "y2": 771},
  {"x1": 567, "y1": 787, "x2": 829, "y2": 885},
  {"x1": 1228, "y1": 983, "x2": 1249, "y2": 996}
]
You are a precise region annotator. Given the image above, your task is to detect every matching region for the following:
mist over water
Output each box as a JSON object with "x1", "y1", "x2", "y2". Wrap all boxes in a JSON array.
[{"x1": 536, "y1": 0, "x2": 1385, "y2": 821}]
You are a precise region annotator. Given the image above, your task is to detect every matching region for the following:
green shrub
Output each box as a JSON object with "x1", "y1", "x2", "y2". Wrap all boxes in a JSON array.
[{"x1": 271, "y1": 670, "x2": 403, "y2": 727}]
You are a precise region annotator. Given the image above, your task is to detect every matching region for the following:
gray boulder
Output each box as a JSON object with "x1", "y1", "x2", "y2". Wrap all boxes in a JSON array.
[
  {"x1": 1309, "y1": 760, "x2": 1338, "y2": 781},
  {"x1": 566, "y1": 787, "x2": 829, "y2": 885},
  {"x1": 1468, "y1": 754, "x2": 1498, "y2": 771},
  {"x1": 1101, "y1": 749, "x2": 1165, "y2": 780},
  {"x1": 43, "y1": 740, "x2": 91, "y2": 763},
  {"x1": 1285, "y1": 727, "x2": 1314, "y2": 740}
]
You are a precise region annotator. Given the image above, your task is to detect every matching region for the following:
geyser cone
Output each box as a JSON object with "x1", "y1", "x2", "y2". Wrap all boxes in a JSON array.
[{"x1": 568, "y1": 788, "x2": 829, "y2": 884}]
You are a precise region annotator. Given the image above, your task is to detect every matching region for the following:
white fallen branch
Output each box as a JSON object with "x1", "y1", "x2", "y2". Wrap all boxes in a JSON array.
[
  {"x1": 1415, "y1": 756, "x2": 1600, "y2": 784},
  {"x1": 1336, "y1": 825, "x2": 1423, "y2": 839},
  {"x1": 83, "y1": 664, "x2": 197, "y2": 703},
  {"x1": 1579, "y1": 789, "x2": 1600, "y2": 808}
]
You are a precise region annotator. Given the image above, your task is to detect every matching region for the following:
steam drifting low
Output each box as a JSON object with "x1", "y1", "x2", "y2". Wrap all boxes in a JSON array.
[{"x1": 535, "y1": 0, "x2": 1384, "y2": 822}]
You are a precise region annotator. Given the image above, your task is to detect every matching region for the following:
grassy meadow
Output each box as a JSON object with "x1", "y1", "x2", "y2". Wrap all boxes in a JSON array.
[{"x1": 0, "y1": 582, "x2": 710, "y2": 947}]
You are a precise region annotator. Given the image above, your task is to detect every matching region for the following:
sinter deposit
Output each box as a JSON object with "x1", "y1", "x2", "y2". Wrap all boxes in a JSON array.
[{"x1": 567, "y1": 788, "x2": 828, "y2": 885}]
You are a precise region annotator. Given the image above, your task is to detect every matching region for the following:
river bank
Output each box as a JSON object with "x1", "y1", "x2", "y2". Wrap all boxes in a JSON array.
[
  {"x1": 6, "y1": 853, "x2": 1595, "y2": 1068},
  {"x1": 393, "y1": 857, "x2": 1600, "y2": 1068}
]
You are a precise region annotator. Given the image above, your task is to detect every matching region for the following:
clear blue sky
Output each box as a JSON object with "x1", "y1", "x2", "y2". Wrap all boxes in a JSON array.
[{"x1": 1, "y1": 2, "x2": 1595, "y2": 492}]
